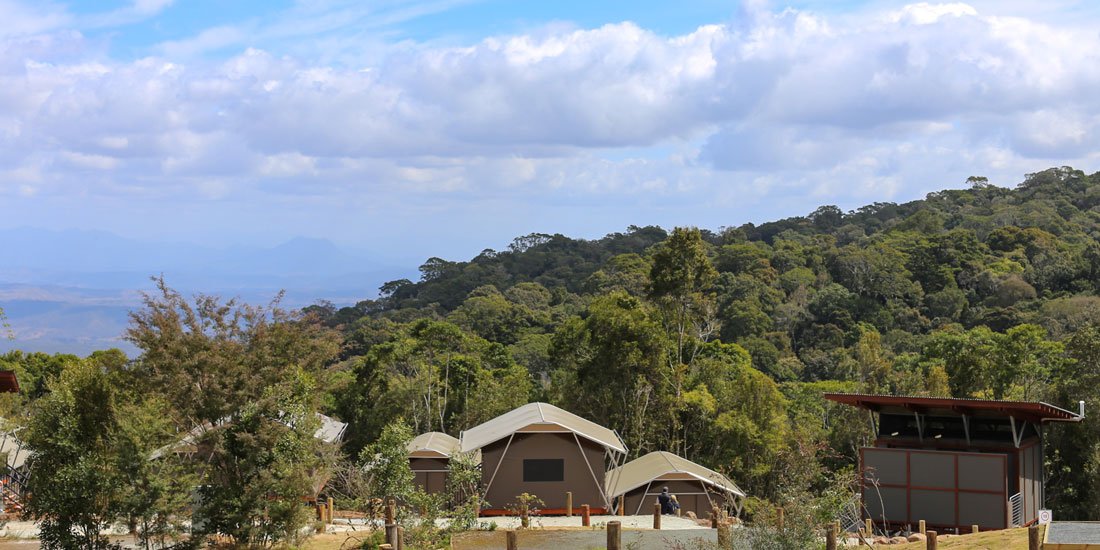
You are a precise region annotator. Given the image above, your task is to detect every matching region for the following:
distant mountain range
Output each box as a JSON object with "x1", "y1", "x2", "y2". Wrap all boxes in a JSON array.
[{"x1": 0, "y1": 228, "x2": 413, "y2": 355}]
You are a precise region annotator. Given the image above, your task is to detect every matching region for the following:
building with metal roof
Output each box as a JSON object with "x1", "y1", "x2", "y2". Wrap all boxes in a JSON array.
[
  {"x1": 606, "y1": 451, "x2": 745, "y2": 517},
  {"x1": 824, "y1": 393, "x2": 1083, "y2": 533},
  {"x1": 459, "y1": 402, "x2": 627, "y2": 514}
]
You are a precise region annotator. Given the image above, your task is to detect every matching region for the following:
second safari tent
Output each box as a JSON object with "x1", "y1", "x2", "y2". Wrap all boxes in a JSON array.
[{"x1": 606, "y1": 451, "x2": 745, "y2": 517}]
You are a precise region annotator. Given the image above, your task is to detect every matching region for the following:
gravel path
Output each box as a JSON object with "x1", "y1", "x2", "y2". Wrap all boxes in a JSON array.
[{"x1": 1046, "y1": 522, "x2": 1100, "y2": 543}]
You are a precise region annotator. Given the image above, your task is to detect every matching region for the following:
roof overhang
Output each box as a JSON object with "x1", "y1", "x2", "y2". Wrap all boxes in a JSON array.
[{"x1": 823, "y1": 393, "x2": 1083, "y2": 423}]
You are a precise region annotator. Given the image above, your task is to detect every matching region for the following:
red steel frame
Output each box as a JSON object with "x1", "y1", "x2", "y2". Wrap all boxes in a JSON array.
[{"x1": 860, "y1": 446, "x2": 1017, "y2": 532}]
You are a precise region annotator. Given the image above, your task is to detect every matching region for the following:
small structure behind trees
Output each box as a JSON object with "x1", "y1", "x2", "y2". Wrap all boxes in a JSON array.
[{"x1": 408, "y1": 431, "x2": 462, "y2": 495}]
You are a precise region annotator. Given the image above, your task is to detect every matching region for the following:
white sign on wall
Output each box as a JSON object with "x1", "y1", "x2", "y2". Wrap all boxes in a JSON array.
[{"x1": 1038, "y1": 509, "x2": 1053, "y2": 525}]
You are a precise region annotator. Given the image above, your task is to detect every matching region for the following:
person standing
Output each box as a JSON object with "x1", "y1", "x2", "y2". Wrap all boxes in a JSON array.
[{"x1": 658, "y1": 487, "x2": 677, "y2": 515}]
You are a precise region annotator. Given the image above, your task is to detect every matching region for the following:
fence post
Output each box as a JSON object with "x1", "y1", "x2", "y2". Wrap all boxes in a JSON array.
[
  {"x1": 653, "y1": 503, "x2": 661, "y2": 530},
  {"x1": 825, "y1": 524, "x2": 837, "y2": 550},
  {"x1": 971, "y1": 524, "x2": 979, "y2": 534},
  {"x1": 919, "y1": 519, "x2": 926, "y2": 535},
  {"x1": 328, "y1": 497, "x2": 335, "y2": 523},
  {"x1": 506, "y1": 530, "x2": 518, "y2": 550},
  {"x1": 865, "y1": 518, "x2": 872, "y2": 535},
  {"x1": 777, "y1": 507, "x2": 784, "y2": 530},
  {"x1": 619, "y1": 495, "x2": 625, "y2": 517},
  {"x1": 927, "y1": 530, "x2": 937, "y2": 550},
  {"x1": 582, "y1": 504, "x2": 591, "y2": 527},
  {"x1": 385, "y1": 524, "x2": 398, "y2": 548},
  {"x1": 396, "y1": 525, "x2": 404, "y2": 550},
  {"x1": 386, "y1": 499, "x2": 396, "y2": 524},
  {"x1": 1029, "y1": 525, "x2": 1040, "y2": 550},
  {"x1": 607, "y1": 520, "x2": 622, "y2": 550},
  {"x1": 566, "y1": 492, "x2": 573, "y2": 517}
]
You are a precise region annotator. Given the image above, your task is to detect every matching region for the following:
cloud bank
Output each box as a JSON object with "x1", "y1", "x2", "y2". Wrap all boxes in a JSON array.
[{"x1": 1, "y1": 1, "x2": 1098, "y2": 257}]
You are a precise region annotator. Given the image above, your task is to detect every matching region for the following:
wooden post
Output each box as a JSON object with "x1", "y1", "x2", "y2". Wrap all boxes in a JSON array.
[
  {"x1": 607, "y1": 520, "x2": 622, "y2": 550},
  {"x1": 380, "y1": 545, "x2": 393, "y2": 550},
  {"x1": 777, "y1": 507, "x2": 784, "y2": 530},
  {"x1": 385, "y1": 524, "x2": 398, "y2": 548},
  {"x1": 653, "y1": 503, "x2": 661, "y2": 530},
  {"x1": 1029, "y1": 525, "x2": 1040, "y2": 550},
  {"x1": 927, "y1": 530, "x2": 937, "y2": 550},
  {"x1": 582, "y1": 504, "x2": 591, "y2": 527},
  {"x1": 386, "y1": 500, "x2": 396, "y2": 524},
  {"x1": 825, "y1": 524, "x2": 837, "y2": 550},
  {"x1": 619, "y1": 495, "x2": 625, "y2": 516},
  {"x1": 971, "y1": 524, "x2": 979, "y2": 534},
  {"x1": 919, "y1": 519, "x2": 926, "y2": 535},
  {"x1": 566, "y1": 492, "x2": 573, "y2": 517},
  {"x1": 717, "y1": 523, "x2": 731, "y2": 546},
  {"x1": 396, "y1": 526, "x2": 404, "y2": 550},
  {"x1": 506, "y1": 530, "x2": 518, "y2": 550},
  {"x1": 865, "y1": 518, "x2": 872, "y2": 535},
  {"x1": 328, "y1": 497, "x2": 335, "y2": 523}
]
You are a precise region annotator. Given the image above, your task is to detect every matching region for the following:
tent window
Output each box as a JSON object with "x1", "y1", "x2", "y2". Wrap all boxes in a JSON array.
[{"x1": 523, "y1": 459, "x2": 564, "y2": 482}]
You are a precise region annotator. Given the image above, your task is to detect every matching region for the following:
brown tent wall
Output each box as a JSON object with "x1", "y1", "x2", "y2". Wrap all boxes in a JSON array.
[
  {"x1": 480, "y1": 432, "x2": 608, "y2": 513},
  {"x1": 620, "y1": 478, "x2": 732, "y2": 517},
  {"x1": 410, "y1": 456, "x2": 450, "y2": 495}
]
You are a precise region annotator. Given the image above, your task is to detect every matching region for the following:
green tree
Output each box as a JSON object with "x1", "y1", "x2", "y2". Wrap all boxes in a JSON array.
[
  {"x1": 360, "y1": 418, "x2": 416, "y2": 505},
  {"x1": 23, "y1": 362, "x2": 127, "y2": 549},
  {"x1": 195, "y1": 370, "x2": 324, "y2": 547}
]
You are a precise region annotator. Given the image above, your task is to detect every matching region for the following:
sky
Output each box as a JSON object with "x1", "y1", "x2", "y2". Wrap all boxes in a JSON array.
[{"x1": 2, "y1": 0, "x2": 1100, "y2": 266}]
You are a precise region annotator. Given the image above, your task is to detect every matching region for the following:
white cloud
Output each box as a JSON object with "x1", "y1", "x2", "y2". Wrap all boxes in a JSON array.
[{"x1": 0, "y1": 0, "x2": 1098, "y2": 236}]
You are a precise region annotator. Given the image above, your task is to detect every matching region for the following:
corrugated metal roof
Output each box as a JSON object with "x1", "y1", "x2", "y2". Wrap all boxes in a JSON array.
[
  {"x1": 0, "y1": 420, "x2": 27, "y2": 471},
  {"x1": 459, "y1": 402, "x2": 626, "y2": 454},
  {"x1": 606, "y1": 451, "x2": 745, "y2": 498},
  {"x1": 823, "y1": 393, "x2": 1082, "y2": 422},
  {"x1": 407, "y1": 431, "x2": 461, "y2": 457}
]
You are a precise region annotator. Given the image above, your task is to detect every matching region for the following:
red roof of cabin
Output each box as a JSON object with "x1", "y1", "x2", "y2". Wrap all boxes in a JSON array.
[
  {"x1": 823, "y1": 393, "x2": 1081, "y2": 423},
  {"x1": 0, "y1": 370, "x2": 19, "y2": 393}
]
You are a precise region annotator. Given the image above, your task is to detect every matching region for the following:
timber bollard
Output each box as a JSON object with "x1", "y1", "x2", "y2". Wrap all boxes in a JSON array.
[
  {"x1": 653, "y1": 503, "x2": 661, "y2": 530},
  {"x1": 566, "y1": 492, "x2": 573, "y2": 517},
  {"x1": 865, "y1": 518, "x2": 872, "y2": 535},
  {"x1": 582, "y1": 504, "x2": 591, "y2": 527},
  {"x1": 919, "y1": 519, "x2": 926, "y2": 535},
  {"x1": 717, "y1": 523, "x2": 731, "y2": 546},
  {"x1": 385, "y1": 524, "x2": 398, "y2": 548},
  {"x1": 927, "y1": 530, "x2": 937, "y2": 550},
  {"x1": 397, "y1": 525, "x2": 404, "y2": 550},
  {"x1": 506, "y1": 530, "x2": 518, "y2": 550},
  {"x1": 386, "y1": 500, "x2": 396, "y2": 524},
  {"x1": 328, "y1": 497, "x2": 335, "y2": 523},
  {"x1": 619, "y1": 495, "x2": 625, "y2": 516},
  {"x1": 1029, "y1": 525, "x2": 1040, "y2": 550},
  {"x1": 607, "y1": 520, "x2": 622, "y2": 550},
  {"x1": 825, "y1": 524, "x2": 837, "y2": 550},
  {"x1": 777, "y1": 507, "x2": 784, "y2": 530},
  {"x1": 972, "y1": 524, "x2": 979, "y2": 534}
]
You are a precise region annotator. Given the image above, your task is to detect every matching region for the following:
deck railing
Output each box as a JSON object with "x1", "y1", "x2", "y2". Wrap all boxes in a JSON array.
[{"x1": 1009, "y1": 492, "x2": 1023, "y2": 527}]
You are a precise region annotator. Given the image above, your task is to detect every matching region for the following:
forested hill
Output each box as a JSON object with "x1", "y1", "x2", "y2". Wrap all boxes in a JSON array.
[{"x1": 305, "y1": 166, "x2": 1100, "y2": 519}]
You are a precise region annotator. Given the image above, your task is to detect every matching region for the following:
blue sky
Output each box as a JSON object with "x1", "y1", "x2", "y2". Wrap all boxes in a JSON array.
[{"x1": 2, "y1": 0, "x2": 1100, "y2": 267}]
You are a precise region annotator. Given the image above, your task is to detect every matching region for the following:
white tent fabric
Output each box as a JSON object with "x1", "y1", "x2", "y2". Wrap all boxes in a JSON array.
[
  {"x1": 407, "y1": 431, "x2": 461, "y2": 457},
  {"x1": 605, "y1": 451, "x2": 746, "y2": 498},
  {"x1": 459, "y1": 402, "x2": 626, "y2": 454}
]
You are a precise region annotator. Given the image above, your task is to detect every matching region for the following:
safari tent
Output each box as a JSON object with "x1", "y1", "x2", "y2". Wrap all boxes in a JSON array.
[
  {"x1": 606, "y1": 451, "x2": 745, "y2": 517},
  {"x1": 407, "y1": 431, "x2": 463, "y2": 495},
  {"x1": 459, "y1": 402, "x2": 627, "y2": 514}
]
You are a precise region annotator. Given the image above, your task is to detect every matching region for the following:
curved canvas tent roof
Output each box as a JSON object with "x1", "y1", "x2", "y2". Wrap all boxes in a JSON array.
[
  {"x1": 606, "y1": 451, "x2": 745, "y2": 498},
  {"x1": 459, "y1": 402, "x2": 626, "y2": 454},
  {"x1": 407, "y1": 432, "x2": 461, "y2": 458},
  {"x1": 0, "y1": 421, "x2": 28, "y2": 471}
]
